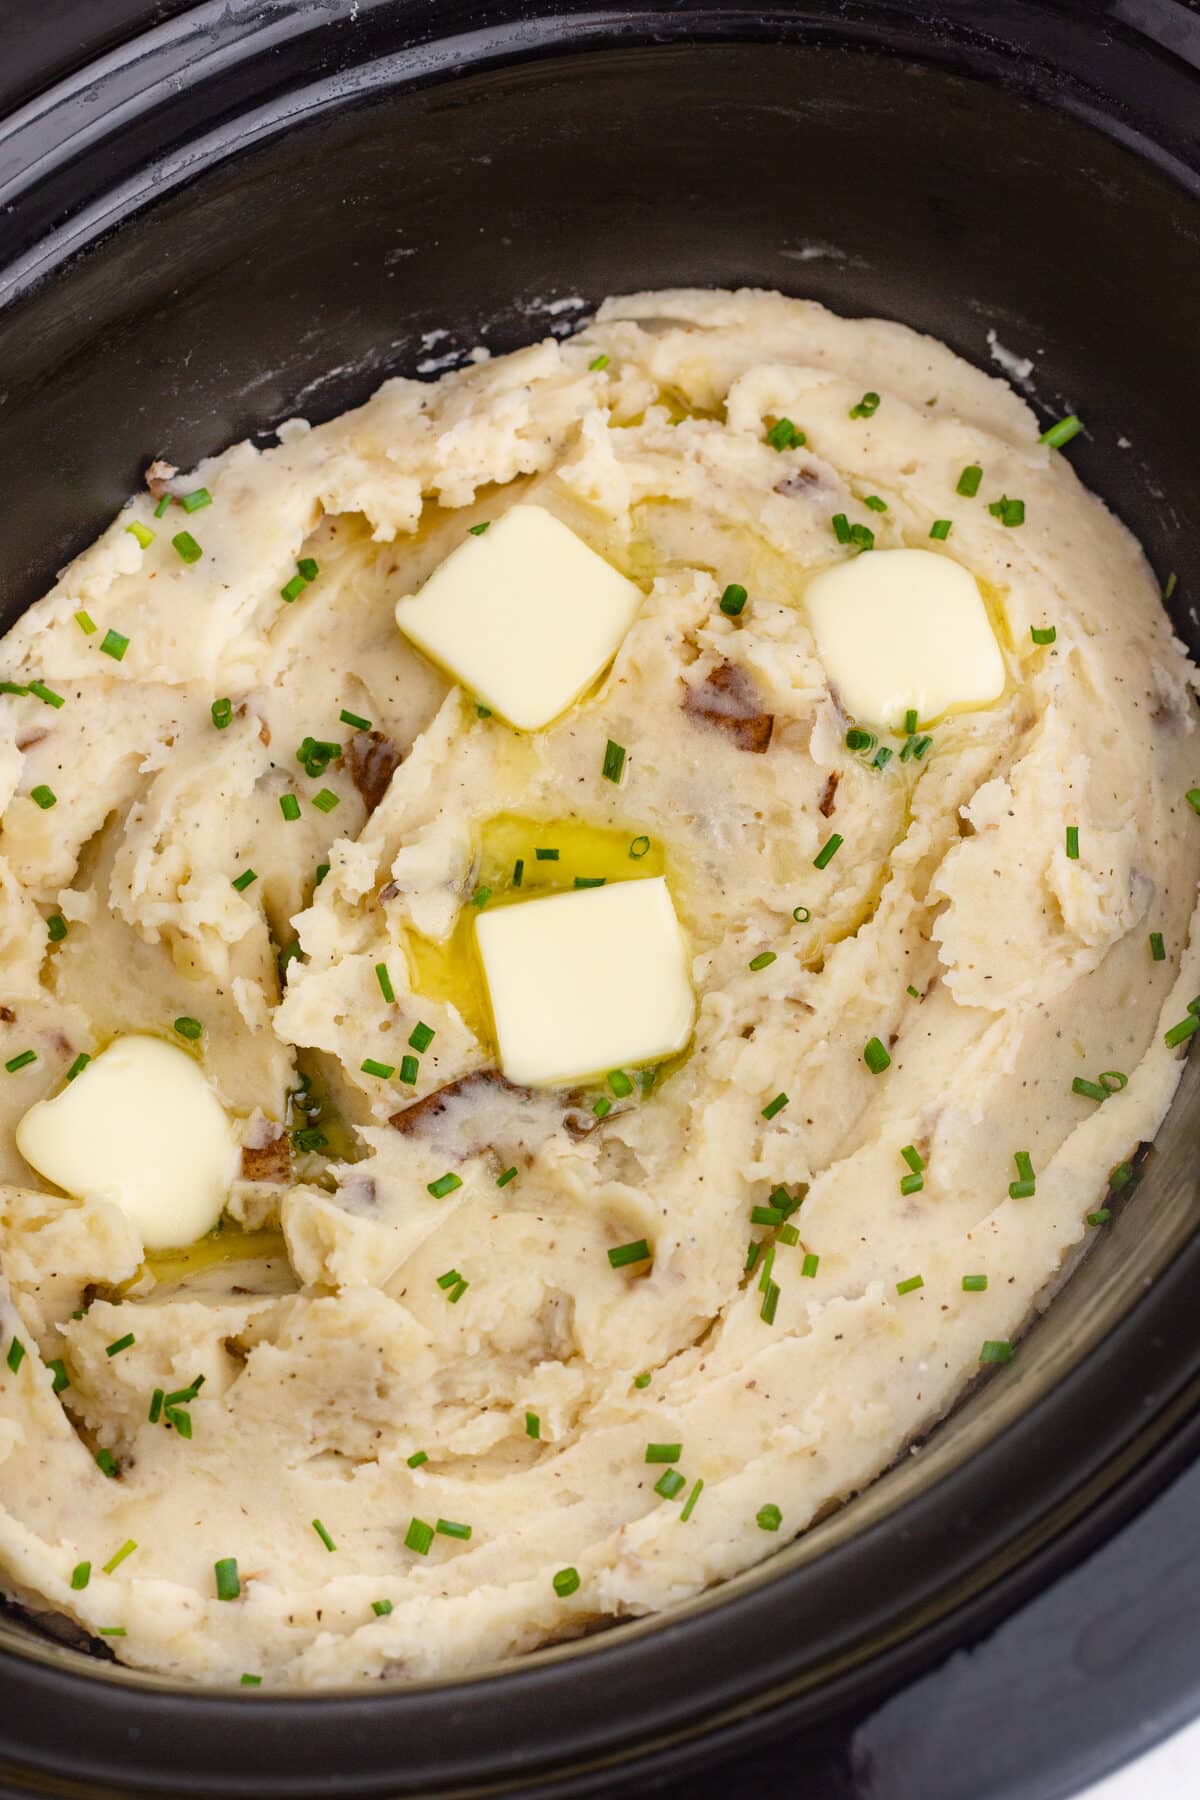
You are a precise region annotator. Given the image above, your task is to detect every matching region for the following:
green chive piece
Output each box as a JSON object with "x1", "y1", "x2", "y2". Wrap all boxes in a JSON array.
[
  {"x1": 846, "y1": 727, "x2": 876, "y2": 753},
  {"x1": 340, "y1": 709, "x2": 371, "y2": 731},
  {"x1": 535, "y1": 847, "x2": 559, "y2": 862},
  {"x1": 901, "y1": 1146, "x2": 924, "y2": 1174},
  {"x1": 361, "y1": 1058, "x2": 394, "y2": 1079},
  {"x1": 761, "y1": 1092, "x2": 789, "y2": 1121},
  {"x1": 47, "y1": 1358, "x2": 69, "y2": 1393},
  {"x1": 279, "y1": 792, "x2": 301, "y2": 822},
  {"x1": 756, "y1": 1503, "x2": 783, "y2": 1531},
  {"x1": 30, "y1": 785, "x2": 56, "y2": 810},
  {"x1": 1065, "y1": 825, "x2": 1079, "y2": 859},
  {"x1": 574, "y1": 876, "x2": 605, "y2": 889},
  {"x1": 906, "y1": 983, "x2": 920, "y2": 998},
  {"x1": 28, "y1": 681, "x2": 64, "y2": 708},
  {"x1": 214, "y1": 1557, "x2": 240, "y2": 1600},
  {"x1": 427, "y1": 1172, "x2": 462, "y2": 1199},
  {"x1": 645, "y1": 1443, "x2": 683, "y2": 1465},
  {"x1": 655, "y1": 1468, "x2": 687, "y2": 1499},
  {"x1": 1008, "y1": 1180, "x2": 1036, "y2": 1199},
  {"x1": 0, "y1": 681, "x2": 28, "y2": 695},
  {"x1": 525, "y1": 1411, "x2": 540, "y2": 1440},
  {"x1": 1073, "y1": 1076, "x2": 1107, "y2": 1100},
  {"x1": 750, "y1": 1206, "x2": 784, "y2": 1227},
  {"x1": 66, "y1": 1053, "x2": 90, "y2": 1082},
  {"x1": 748, "y1": 951, "x2": 777, "y2": 972},
  {"x1": 435, "y1": 1519, "x2": 472, "y2": 1541},
  {"x1": 181, "y1": 488, "x2": 212, "y2": 513},
  {"x1": 863, "y1": 494, "x2": 888, "y2": 512},
  {"x1": 956, "y1": 464, "x2": 983, "y2": 497},
  {"x1": 929, "y1": 519, "x2": 953, "y2": 541},
  {"x1": 398, "y1": 1054, "x2": 419, "y2": 1085},
  {"x1": 1088, "y1": 1209, "x2": 1113, "y2": 1227},
  {"x1": 608, "y1": 1239, "x2": 651, "y2": 1268},
  {"x1": 902, "y1": 709, "x2": 918, "y2": 736},
  {"x1": 799, "y1": 1252, "x2": 819, "y2": 1279},
  {"x1": 592, "y1": 1097, "x2": 612, "y2": 1119},
  {"x1": 1031, "y1": 625, "x2": 1057, "y2": 645},
  {"x1": 173, "y1": 1016, "x2": 202, "y2": 1041},
  {"x1": 172, "y1": 531, "x2": 202, "y2": 563},
  {"x1": 900, "y1": 1172, "x2": 924, "y2": 1196},
  {"x1": 297, "y1": 558, "x2": 318, "y2": 582},
  {"x1": 71, "y1": 1561, "x2": 91, "y2": 1590},
  {"x1": 497, "y1": 1166, "x2": 517, "y2": 1189},
  {"x1": 602, "y1": 739, "x2": 626, "y2": 783},
  {"x1": 895, "y1": 1273, "x2": 924, "y2": 1297},
  {"x1": 1164, "y1": 573, "x2": 1178, "y2": 601},
  {"x1": 1165, "y1": 1014, "x2": 1199, "y2": 1049},
  {"x1": 761, "y1": 1280, "x2": 780, "y2": 1324},
  {"x1": 408, "y1": 1021, "x2": 435, "y2": 1052},
  {"x1": 792, "y1": 904, "x2": 811, "y2": 923},
  {"x1": 863, "y1": 1037, "x2": 891, "y2": 1074},
  {"x1": 980, "y1": 1340, "x2": 1013, "y2": 1364},
  {"x1": 988, "y1": 495, "x2": 1026, "y2": 528},
  {"x1": 239, "y1": 1673, "x2": 262, "y2": 1686},
  {"x1": 962, "y1": 1274, "x2": 988, "y2": 1292},
  {"x1": 311, "y1": 1519, "x2": 336, "y2": 1553},
  {"x1": 47, "y1": 914, "x2": 67, "y2": 943},
  {"x1": 148, "y1": 1389, "x2": 164, "y2": 1424},
  {"x1": 1187, "y1": 789, "x2": 1200, "y2": 816},
  {"x1": 231, "y1": 869, "x2": 257, "y2": 892},
  {"x1": 511, "y1": 857, "x2": 524, "y2": 887},
  {"x1": 5, "y1": 1050, "x2": 36, "y2": 1072},
  {"x1": 469, "y1": 885, "x2": 493, "y2": 910},
  {"x1": 680, "y1": 1478, "x2": 704, "y2": 1521},
  {"x1": 872, "y1": 745, "x2": 893, "y2": 769},
  {"x1": 280, "y1": 574, "x2": 306, "y2": 602},
  {"x1": 634, "y1": 1371, "x2": 652, "y2": 1389},
  {"x1": 757, "y1": 1244, "x2": 775, "y2": 1294},
  {"x1": 468, "y1": 521, "x2": 491, "y2": 536},
  {"x1": 832, "y1": 512, "x2": 852, "y2": 545},
  {"x1": 312, "y1": 788, "x2": 339, "y2": 813},
  {"x1": 629, "y1": 834, "x2": 651, "y2": 860},
  {"x1": 1149, "y1": 932, "x2": 1166, "y2": 962},
  {"x1": 1039, "y1": 414, "x2": 1083, "y2": 448},
  {"x1": 372, "y1": 1599, "x2": 394, "y2": 1616},
  {"x1": 104, "y1": 1333, "x2": 135, "y2": 1359},
  {"x1": 813, "y1": 833, "x2": 843, "y2": 870},
  {"x1": 95, "y1": 1449, "x2": 119, "y2": 1478},
  {"x1": 211, "y1": 697, "x2": 233, "y2": 730},
  {"x1": 77, "y1": 611, "x2": 99, "y2": 638},
  {"x1": 1014, "y1": 1150, "x2": 1035, "y2": 1184},
  {"x1": 719, "y1": 583, "x2": 748, "y2": 617},
  {"x1": 850, "y1": 522, "x2": 875, "y2": 552},
  {"x1": 154, "y1": 493, "x2": 173, "y2": 517},
  {"x1": 1109, "y1": 1163, "x2": 1135, "y2": 1191},
  {"x1": 553, "y1": 1566, "x2": 580, "y2": 1598},
  {"x1": 778, "y1": 1223, "x2": 800, "y2": 1246},
  {"x1": 405, "y1": 1518, "x2": 434, "y2": 1556},
  {"x1": 98, "y1": 1628, "x2": 126, "y2": 1638},
  {"x1": 607, "y1": 1069, "x2": 634, "y2": 1098},
  {"x1": 850, "y1": 391, "x2": 880, "y2": 419},
  {"x1": 5, "y1": 1337, "x2": 25, "y2": 1374},
  {"x1": 406, "y1": 1450, "x2": 428, "y2": 1469},
  {"x1": 588, "y1": 354, "x2": 609, "y2": 371},
  {"x1": 125, "y1": 520, "x2": 155, "y2": 549},
  {"x1": 292, "y1": 1125, "x2": 328, "y2": 1153},
  {"x1": 766, "y1": 417, "x2": 804, "y2": 451}
]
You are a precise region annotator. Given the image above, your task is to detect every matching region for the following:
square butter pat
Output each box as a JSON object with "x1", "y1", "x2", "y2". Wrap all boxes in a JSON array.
[
  {"x1": 476, "y1": 876, "x2": 695, "y2": 1087},
  {"x1": 394, "y1": 504, "x2": 642, "y2": 730},
  {"x1": 804, "y1": 547, "x2": 1005, "y2": 727}
]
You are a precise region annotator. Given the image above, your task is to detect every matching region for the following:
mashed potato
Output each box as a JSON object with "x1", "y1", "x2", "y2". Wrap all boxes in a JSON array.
[{"x1": 0, "y1": 288, "x2": 1195, "y2": 1686}]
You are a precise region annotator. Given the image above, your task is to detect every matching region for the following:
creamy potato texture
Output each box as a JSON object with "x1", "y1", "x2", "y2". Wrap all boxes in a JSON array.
[{"x1": 0, "y1": 288, "x2": 1196, "y2": 1685}]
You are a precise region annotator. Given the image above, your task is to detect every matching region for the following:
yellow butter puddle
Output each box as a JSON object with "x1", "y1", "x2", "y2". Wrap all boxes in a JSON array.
[
  {"x1": 404, "y1": 812, "x2": 667, "y2": 1058},
  {"x1": 140, "y1": 1223, "x2": 288, "y2": 1290}
]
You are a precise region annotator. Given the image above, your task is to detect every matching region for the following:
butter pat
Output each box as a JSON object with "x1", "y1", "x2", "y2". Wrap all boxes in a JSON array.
[
  {"x1": 15, "y1": 1036, "x2": 237, "y2": 1251},
  {"x1": 804, "y1": 548, "x2": 1005, "y2": 726},
  {"x1": 475, "y1": 877, "x2": 695, "y2": 1086},
  {"x1": 395, "y1": 505, "x2": 642, "y2": 730}
]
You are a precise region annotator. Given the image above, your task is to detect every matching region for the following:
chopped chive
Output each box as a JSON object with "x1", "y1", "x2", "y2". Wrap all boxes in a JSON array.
[
  {"x1": 280, "y1": 574, "x2": 306, "y2": 602},
  {"x1": 1165, "y1": 1014, "x2": 1199, "y2": 1048},
  {"x1": 761, "y1": 1092, "x2": 789, "y2": 1120},
  {"x1": 28, "y1": 681, "x2": 64, "y2": 708},
  {"x1": 655, "y1": 1468, "x2": 687, "y2": 1499},
  {"x1": 778, "y1": 1223, "x2": 800, "y2": 1246},
  {"x1": 606, "y1": 1069, "x2": 633, "y2": 1099},
  {"x1": 1039, "y1": 414, "x2": 1083, "y2": 448},
  {"x1": 291, "y1": 1126, "x2": 327, "y2": 1153},
  {"x1": 47, "y1": 914, "x2": 67, "y2": 943},
  {"x1": 680, "y1": 1477, "x2": 704, "y2": 1521},
  {"x1": 231, "y1": 869, "x2": 257, "y2": 892},
  {"x1": 435, "y1": 1519, "x2": 472, "y2": 1540},
  {"x1": 470, "y1": 884, "x2": 492, "y2": 908},
  {"x1": 1014, "y1": 1150, "x2": 1035, "y2": 1183},
  {"x1": 95, "y1": 1449, "x2": 119, "y2": 1478},
  {"x1": 801, "y1": 1252, "x2": 820, "y2": 1279},
  {"x1": 239, "y1": 1673, "x2": 262, "y2": 1687},
  {"x1": 792, "y1": 904, "x2": 811, "y2": 923},
  {"x1": 214, "y1": 1558, "x2": 240, "y2": 1600},
  {"x1": 901, "y1": 1145, "x2": 924, "y2": 1174},
  {"x1": 906, "y1": 984, "x2": 920, "y2": 998},
  {"x1": 339, "y1": 709, "x2": 371, "y2": 731},
  {"x1": 66, "y1": 1053, "x2": 89, "y2": 1082},
  {"x1": 0, "y1": 681, "x2": 28, "y2": 695},
  {"x1": 748, "y1": 951, "x2": 777, "y2": 972},
  {"x1": 750, "y1": 1205, "x2": 784, "y2": 1227},
  {"x1": 645, "y1": 1443, "x2": 682, "y2": 1464},
  {"x1": 760, "y1": 1280, "x2": 780, "y2": 1324},
  {"x1": 896, "y1": 1274, "x2": 924, "y2": 1296},
  {"x1": 98, "y1": 1628, "x2": 126, "y2": 1637},
  {"x1": 719, "y1": 583, "x2": 748, "y2": 617},
  {"x1": 5, "y1": 1050, "x2": 36, "y2": 1072},
  {"x1": 574, "y1": 876, "x2": 605, "y2": 889},
  {"x1": 75, "y1": 611, "x2": 97, "y2": 634},
  {"x1": 406, "y1": 1450, "x2": 428, "y2": 1469},
  {"x1": 311, "y1": 1519, "x2": 336, "y2": 1553},
  {"x1": 929, "y1": 519, "x2": 953, "y2": 541},
  {"x1": 154, "y1": 493, "x2": 173, "y2": 517},
  {"x1": 70, "y1": 1561, "x2": 91, "y2": 1590},
  {"x1": 980, "y1": 1340, "x2": 1013, "y2": 1364},
  {"x1": 172, "y1": 530, "x2": 202, "y2": 563},
  {"x1": 766, "y1": 417, "x2": 804, "y2": 451},
  {"x1": 165, "y1": 1406, "x2": 192, "y2": 1439},
  {"x1": 602, "y1": 739, "x2": 626, "y2": 783},
  {"x1": 476, "y1": 700, "x2": 494, "y2": 718},
  {"x1": 30, "y1": 785, "x2": 56, "y2": 810},
  {"x1": 863, "y1": 494, "x2": 888, "y2": 512},
  {"x1": 535, "y1": 847, "x2": 559, "y2": 862},
  {"x1": 956, "y1": 464, "x2": 983, "y2": 497},
  {"x1": 1088, "y1": 1209, "x2": 1113, "y2": 1227},
  {"x1": 181, "y1": 487, "x2": 212, "y2": 513},
  {"x1": 634, "y1": 1371, "x2": 652, "y2": 1389},
  {"x1": 832, "y1": 512, "x2": 851, "y2": 545},
  {"x1": 438, "y1": 1269, "x2": 463, "y2": 1290},
  {"x1": 553, "y1": 1566, "x2": 580, "y2": 1598},
  {"x1": 757, "y1": 1244, "x2": 775, "y2": 1293},
  {"x1": 1065, "y1": 825, "x2": 1079, "y2": 860},
  {"x1": 962, "y1": 1274, "x2": 988, "y2": 1292},
  {"x1": 863, "y1": 1037, "x2": 891, "y2": 1075},
  {"x1": 311, "y1": 788, "x2": 339, "y2": 813},
  {"x1": 211, "y1": 697, "x2": 233, "y2": 730},
  {"x1": 408, "y1": 1021, "x2": 435, "y2": 1052},
  {"x1": 468, "y1": 521, "x2": 491, "y2": 536},
  {"x1": 1073, "y1": 1076, "x2": 1107, "y2": 1100},
  {"x1": 173, "y1": 1016, "x2": 202, "y2": 1042},
  {"x1": 1149, "y1": 932, "x2": 1166, "y2": 962},
  {"x1": 497, "y1": 1166, "x2": 517, "y2": 1188},
  {"x1": 813, "y1": 833, "x2": 843, "y2": 870},
  {"x1": 361, "y1": 1058, "x2": 394, "y2": 1079},
  {"x1": 427, "y1": 1172, "x2": 462, "y2": 1198},
  {"x1": 988, "y1": 495, "x2": 1026, "y2": 527},
  {"x1": 850, "y1": 391, "x2": 880, "y2": 419},
  {"x1": 588, "y1": 353, "x2": 609, "y2": 371},
  {"x1": 872, "y1": 745, "x2": 893, "y2": 769},
  {"x1": 1008, "y1": 1180, "x2": 1035, "y2": 1199},
  {"x1": 164, "y1": 1375, "x2": 204, "y2": 1406},
  {"x1": 900, "y1": 1172, "x2": 924, "y2": 1196},
  {"x1": 1099, "y1": 1070, "x2": 1127, "y2": 1092},
  {"x1": 592, "y1": 1097, "x2": 612, "y2": 1119},
  {"x1": 846, "y1": 727, "x2": 876, "y2": 752},
  {"x1": 104, "y1": 1333, "x2": 135, "y2": 1358},
  {"x1": 756, "y1": 1503, "x2": 783, "y2": 1531},
  {"x1": 372, "y1": 1599, "x2": 393, "y2": 1616},
  {"x1": 608, "y1": 1239, "x2": 651, "y2": 1268},
  {"x1": 405, "y1": 1518, "x2": 434, "y2": 1555},
  {"x1": 512, "y1": 858, "x2": 524, "y2": 887},
  {"x1": 47, "y1": 1358, "x2": 69, "y2": 1393},
  {"x1": 903, "y1": 709, "x2": 919, "y2": 736},
  {"x1": 148, "y1": 1389, "x2": 164, "y2": 1424},
  {"x1": 1031, "y1": 625, "x2": 1057, "y2": 645},
  {"x1": 5, "y1": 1337, "x2": 24, "y2": 1374},
  {"x1": 1188, "y1": 790, "x2": 1200, "y2": 816},
  {"x1": 279, "y1": 792, "x2": 301, "y2": 822},
  {"x1": 849, "y1": 522, "x2": 875, "y2": 553},
  {"x1": 399, "y1": 1054, "x2": 419, "y2": 1085},
  {"x1": 525, "y1": 1411, "x2": 540, "y2": 1440},
  {"x1": 297, "y1": 557, "x2": 318, "y2": 582},
  {"x1": 1109, "y1": 1162, "x2": 1135, "y2": 1191},
  {"x1": 629, "y1": 834, "x2": 651, "y2": 859}
]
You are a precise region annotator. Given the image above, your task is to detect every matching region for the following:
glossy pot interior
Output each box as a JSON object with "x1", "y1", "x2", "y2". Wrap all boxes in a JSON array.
[{"x1": 0, "y1": 3, "x2": 1197, "y2": 1795}]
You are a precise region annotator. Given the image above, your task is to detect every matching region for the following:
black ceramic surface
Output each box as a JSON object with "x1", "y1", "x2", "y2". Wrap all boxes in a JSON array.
[{"x1": 0, "y1": 3, "x2": 1197, "y2": 1796}]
